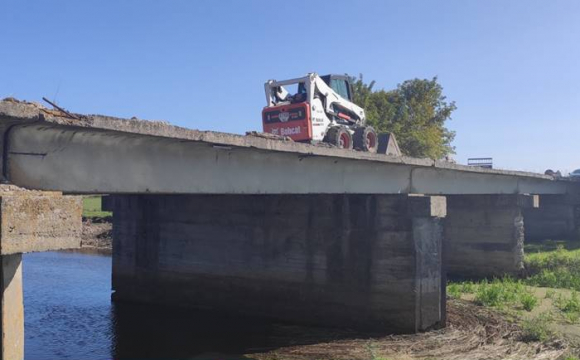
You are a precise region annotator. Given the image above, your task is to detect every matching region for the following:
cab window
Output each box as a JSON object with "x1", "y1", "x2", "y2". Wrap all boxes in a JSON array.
[{"x1": 330, "y1": 79, "x2": 350, "y2": 100}]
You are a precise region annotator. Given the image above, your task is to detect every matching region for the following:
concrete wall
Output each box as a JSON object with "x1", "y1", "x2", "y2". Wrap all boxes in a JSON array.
[
  {"x1": 524, "y1": 195, "x2": 580, "y2": 241},
  {"x1": 445, "y1": 195, "x2": 536, "y2": 279},
  {"x1": 0, "y1": 186, "x2": 82, "y2": 254},
  {"x1": 0, "y1": 186, "x2": 82, "y2": 360},
  {"x1": 111, "y1": 194, "x2": 445, "y2": 333}
]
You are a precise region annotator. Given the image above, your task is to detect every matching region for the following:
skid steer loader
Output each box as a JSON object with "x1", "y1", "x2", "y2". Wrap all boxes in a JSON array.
[{"x1": 262, "y1": 73, "x2": 391, "y2": 153}]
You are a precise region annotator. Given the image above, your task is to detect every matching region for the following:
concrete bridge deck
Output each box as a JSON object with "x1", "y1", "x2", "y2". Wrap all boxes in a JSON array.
[
  {"x1": 0, "y1": 98, "x2": 579, "y2": 359},
  {"x1": 0, "y1": 98, "x2": 574, "y2": 195}
]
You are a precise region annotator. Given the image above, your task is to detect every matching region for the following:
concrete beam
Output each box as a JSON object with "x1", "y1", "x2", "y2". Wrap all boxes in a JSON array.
[{"x1": 2, "y1": 123, "x2": 573, "y2": 195}]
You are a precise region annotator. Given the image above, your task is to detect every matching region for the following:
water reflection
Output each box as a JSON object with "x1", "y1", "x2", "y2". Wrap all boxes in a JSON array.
[{"x1": 23, "y1": 251, "x2": 313, "y2": 360}]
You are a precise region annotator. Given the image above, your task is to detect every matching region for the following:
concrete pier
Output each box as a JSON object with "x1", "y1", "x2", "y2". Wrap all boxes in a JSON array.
[
  {"x1": 445, "y1": 195, "x2": 537, "y2": 279},
  {"x1": 112, "y1": 194, "x2": 446, "y2": 333},
  {"x1": 1, "y1": 254, "x2": 23, "y2": 360},
  {"x1": 0, "y1": 187, "x2": 82, "y2": 360},
  {"x1": 524, "y1": 194, "x2": 580, "y2": 242}
]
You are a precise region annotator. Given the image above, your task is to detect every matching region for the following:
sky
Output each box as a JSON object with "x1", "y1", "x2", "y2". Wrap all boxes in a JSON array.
[{"x1": 1, "y1": 0, "x2": 579, "y2": 173}]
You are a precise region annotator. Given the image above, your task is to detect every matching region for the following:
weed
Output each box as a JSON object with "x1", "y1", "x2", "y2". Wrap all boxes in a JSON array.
[
  {"x1": 447, "y1": 283, "x2": 461, "y2": 299},
  {"x1": 472, "y1": 277, "x2": 536, "y2": 310},
  {"x1": 555, "y1": 292, "x2": 580, "y2": 313},
  {"x1": 520, "y1": 312, "x2": 553, "y2": 342},
  {"x1": 525, "y1": 246, "x2": 580, "y2": 291},
  {"x1": 520, "y1": 292, "x2": 538, "y2": 312},
  {"x1": 545, "y1": 289, "x2": 556, "y2": 299},
  {"x1": 460, "y1": 281, "x2": 476, "y2": 294}
]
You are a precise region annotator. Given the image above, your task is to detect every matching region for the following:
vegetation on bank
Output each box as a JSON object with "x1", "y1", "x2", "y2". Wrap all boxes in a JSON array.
[
  {"x1": 82, "y1": 196, "x2": 112, "y2": 218},
  {"x1": 448, "y1": 243, "x2": 580, "y2": 350},
  {"x1": 525, "y1": 243, "x2": 580, "y2": 291}
]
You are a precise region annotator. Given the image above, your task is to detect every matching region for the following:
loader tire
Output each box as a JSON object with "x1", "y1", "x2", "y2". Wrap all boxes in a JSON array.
[
  {"x1": 324, "y1": 127, "x2": 353, "y2": 150},
  {"x1": 353, "y1": 126, "x2": 378, "y2": 153}
]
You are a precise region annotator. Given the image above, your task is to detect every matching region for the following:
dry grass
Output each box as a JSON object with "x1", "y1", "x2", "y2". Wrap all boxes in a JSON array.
[{"x1": 249, "y1": 300, "x2": 568, "y2": 360}]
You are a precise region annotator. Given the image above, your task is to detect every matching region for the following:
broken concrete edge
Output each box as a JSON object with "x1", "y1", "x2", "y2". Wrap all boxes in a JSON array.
[
  {"x1": 0, "y1": 185, "x2": 82, "y2": 255},
  {"x1": 0, "y1": 98, "x2": 566, "y2": 183}
]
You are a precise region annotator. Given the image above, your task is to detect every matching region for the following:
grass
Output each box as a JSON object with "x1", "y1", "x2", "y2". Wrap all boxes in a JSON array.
[
  {"x1": 83, "y1": 196, "x2": 112, "y2": 218},
  {"x1": 448, "y1": 277, "x2": 539, "y2": 312},
  {"x1": 525, "y1": 245, "x2": 580, "y2": 291}
]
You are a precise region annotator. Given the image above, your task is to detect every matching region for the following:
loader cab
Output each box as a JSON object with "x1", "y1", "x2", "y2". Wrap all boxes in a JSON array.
[{"x1": 321, "y1": 75, "x2": 354, "y2": 101}]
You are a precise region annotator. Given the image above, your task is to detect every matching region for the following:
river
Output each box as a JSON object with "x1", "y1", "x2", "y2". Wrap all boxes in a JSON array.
[{"x1": 23, "y1": 251, "x2": 277, "y2": 360}]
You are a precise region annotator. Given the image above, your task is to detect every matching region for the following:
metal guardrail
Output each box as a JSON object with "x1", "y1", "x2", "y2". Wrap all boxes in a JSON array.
[{"x1": 468, "y1": 157, "x2": 493, "y2": 169}]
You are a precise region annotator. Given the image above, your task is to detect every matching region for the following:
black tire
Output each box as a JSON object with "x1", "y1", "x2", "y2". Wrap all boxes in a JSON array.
[
  {"x1": 353, "y1": 126, "x2": 378, "y2": 153},
  {"x1": 323, "y1": 127, "x2": 353, "y2": 150}
]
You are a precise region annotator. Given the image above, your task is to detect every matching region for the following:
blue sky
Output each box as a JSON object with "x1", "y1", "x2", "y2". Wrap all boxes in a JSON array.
[{"x1": 1, "y1": 0, "x2": 579, "y2": 172}]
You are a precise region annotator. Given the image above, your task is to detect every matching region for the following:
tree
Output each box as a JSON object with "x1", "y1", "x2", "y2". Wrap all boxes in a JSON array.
[{"x1": 349, "y1": 74, "x2": 456, "y2": 159}]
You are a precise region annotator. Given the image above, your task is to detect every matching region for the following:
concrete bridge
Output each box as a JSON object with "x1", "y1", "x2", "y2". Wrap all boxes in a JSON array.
[{"x1": 0, "y1": 98, "x2": 578, "y2": 359}]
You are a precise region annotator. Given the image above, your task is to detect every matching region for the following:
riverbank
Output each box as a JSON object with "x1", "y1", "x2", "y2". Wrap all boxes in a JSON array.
[{"x1": 81, "y1": 217, "x2": 112, "y2": 251}]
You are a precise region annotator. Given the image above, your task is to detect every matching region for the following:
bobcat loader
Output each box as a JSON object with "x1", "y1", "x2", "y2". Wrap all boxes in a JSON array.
[{"x1": 262, "y1": 73, "x2": 386, "y2": 153}]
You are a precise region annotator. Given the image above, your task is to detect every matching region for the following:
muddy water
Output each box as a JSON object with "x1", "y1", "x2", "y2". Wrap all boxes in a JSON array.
[{"x1": 23, "y1": 251, "x2": 276, "y2": 360}]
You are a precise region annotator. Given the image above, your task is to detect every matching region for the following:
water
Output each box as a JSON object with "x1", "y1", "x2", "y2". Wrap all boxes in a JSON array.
[{"x1": 23, "y1": 251, "x2": 283, "y2": 360}]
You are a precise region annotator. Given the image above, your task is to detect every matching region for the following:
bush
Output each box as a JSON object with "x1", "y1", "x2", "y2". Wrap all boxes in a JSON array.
[
  {"x1": 520, "y1": 313, "x2": 553, "y2": 342},
  {"x1": 520, "y1": 293, "x2": 538, "y2": 312},
  {"x1": 525, "y1": 246, "x2": 580, "y2": 291}
]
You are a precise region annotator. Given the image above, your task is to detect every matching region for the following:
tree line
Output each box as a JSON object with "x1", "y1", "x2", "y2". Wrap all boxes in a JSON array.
[{"x1": 350, "y1": 75, "x2": 456, "y2": 159}]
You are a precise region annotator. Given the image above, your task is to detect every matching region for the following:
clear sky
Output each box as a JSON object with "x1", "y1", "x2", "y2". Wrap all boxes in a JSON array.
[{"x1": 1, "y1": 0, "x2": 579, "y2": 173}]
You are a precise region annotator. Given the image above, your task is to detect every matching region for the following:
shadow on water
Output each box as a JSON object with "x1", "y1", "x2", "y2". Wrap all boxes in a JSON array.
[
  {"x1": 24, "y1": 251, "x2": 374, "y2": 360},
  {"x1": 112, "y1": 302, "x2": 272, "y2": 359},
  {"x1": 111, "y1": 301, "x2": 368, "y2": 360}
]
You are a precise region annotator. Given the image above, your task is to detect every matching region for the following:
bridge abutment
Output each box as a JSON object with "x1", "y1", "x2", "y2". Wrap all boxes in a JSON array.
[
  {"x1": 445, "y1": 194, "x2": 537, "y2": 279},
  {"x1": 111, "y1": 194, "x2": 446, "y2": 332},
  {"x1": 0, "y1": 187, "x2": 82, "y2": 360}
]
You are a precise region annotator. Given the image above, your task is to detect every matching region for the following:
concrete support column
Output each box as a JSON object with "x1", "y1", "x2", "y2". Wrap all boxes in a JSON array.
[
  {"x1": 523, "y1": 194, "x2": 580, "y2": 242},
  {"x1": 0, "y1": 186, "x2": 82, "y2": 360},
  {"x1": 445, "y1": 194, "x2": 537, "y2": 279},
  {"x1": 0, "y1": 254, "x2": 23, "y2": 360},
  {"x1": 112, "y1": 194, "x2": 446, "y2": 333}
]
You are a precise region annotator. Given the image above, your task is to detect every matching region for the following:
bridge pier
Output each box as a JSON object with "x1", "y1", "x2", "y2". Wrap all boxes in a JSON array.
[
  {"x1": 0, "y1": 187, "x2": 81, "y2": 360},
  {"x1": 1, "y1": 254, "x2": 23, "y2": 360},
  {"x1": 523, "y1": 194, "x2": 580, "y2": 242},
  {"x1": 111, "y1": 194, "x2": 446, "y2": 332},
  {"x1": 445, "y1": 194, "x2": 538, "y2": 279}
]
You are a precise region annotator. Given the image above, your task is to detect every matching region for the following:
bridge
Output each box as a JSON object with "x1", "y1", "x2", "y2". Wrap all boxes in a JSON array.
[{"x1": 0, "y1": 98, "x2": 578, "y2": 359}]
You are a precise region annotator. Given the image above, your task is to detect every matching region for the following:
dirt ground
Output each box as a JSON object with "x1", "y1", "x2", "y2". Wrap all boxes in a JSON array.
[
  {"x1": 249, "y1": 300, "x2": 568, "y2": 360},
  {"x1": 81, "y1": 217, "x2": 112, "y2": 250}
]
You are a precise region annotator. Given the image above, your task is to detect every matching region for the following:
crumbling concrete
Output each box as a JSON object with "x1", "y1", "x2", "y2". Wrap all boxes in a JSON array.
[
  {"x1": 0, "y1": 186, "x2": 82, "y2": 254},
  {"x1": 445, "y1": 195, "x2": 537, "y2": 279},
  {"x1": 111, "y1": 194, "x2": 445, "y2": 333},
  {"x1": 0, "y1": 185, "x2": 82, "y2": 360}
]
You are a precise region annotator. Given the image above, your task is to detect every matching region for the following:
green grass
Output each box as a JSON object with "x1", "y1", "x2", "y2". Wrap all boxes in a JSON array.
[
  {"x1": 525, "y1": 245, "x2": 580, "y2": 291},
  {"x1": 82, "y1": 196, "x2": 112, "y2": 218},
  {"x1": 448, "y1": 277, "x2": 538, "y2": 312}
]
